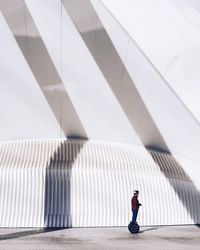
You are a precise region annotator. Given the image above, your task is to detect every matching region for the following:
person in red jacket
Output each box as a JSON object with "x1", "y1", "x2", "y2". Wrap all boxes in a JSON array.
[{"x1": 131, "y1": 190, "x2": 141, "y2": 223}]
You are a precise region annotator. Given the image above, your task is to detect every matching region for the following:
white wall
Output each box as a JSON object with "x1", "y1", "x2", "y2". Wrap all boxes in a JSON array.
[
  {"x1": 92, "y1": 0, "x2": 200, "y2": 162},
  {"x1": 169, "y1": 0, "x2": 200, "y2": 33},
  {"x1": 62, "y1": 0, "x2": 170, "y2": 152},
  {"x1": 2, "y1": 0, "x2": 200, "y2": 160},
  {"x1": 0, "y1": 0, "x2": 144, "y2": 145},
  {"x1": 24, "y1": 0, "x2": 141, "y2": 144},
  {"x1": 0, "y1": 139, "x2": 199, "y2": 227},
  {"x1": 100, "y1": 0, "x2": 200, "y2": 123},
  {"x1": 0, "y1": 10, "x2": 63, "y2": 140},
  {"x1": 0, "y1": 0, "x2": 200, "y2": 228}
]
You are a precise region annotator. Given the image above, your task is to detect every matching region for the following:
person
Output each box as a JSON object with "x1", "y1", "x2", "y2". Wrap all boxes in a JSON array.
[{"x1": 131, "y1": 190, "x2": 141, "y2": 223}]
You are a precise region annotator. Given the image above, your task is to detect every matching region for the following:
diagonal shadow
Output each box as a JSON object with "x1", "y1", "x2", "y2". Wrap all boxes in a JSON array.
[
  {"x1": 0, "y1": 0, "x2": 87, "y2": 138},
  {"x1": 44, "y1": 140, "x2": 86, "y2": 228},
  {"x1": 148, "y1": 150, "x2": 200, "y2": 224},
  {"x1": 0, "y1": 1, "x2": 88, "y2": 228},
  {"x1": 1, "y1": 0, "x2": 200, "y2": 226},
  {"x1": 63, "y1": 0, "x2": 200, "y2": 225},
  {"x1": 139, "y1": 227, "x2": 159, "y2": 233},
  {"x1": 63, "y1": 0, "x2": 169, "y2": 152},
  {"x1": 0, "y1": 228, "x2": 64, "y2": 241}
]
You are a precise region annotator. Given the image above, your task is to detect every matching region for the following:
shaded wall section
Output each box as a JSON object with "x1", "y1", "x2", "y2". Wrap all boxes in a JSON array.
[
  {"x1": 148, "y1": 150, "x2": 200, "y2": 224},
  {"x1": 44, "y1": 140, "x2": 86, "y2": 227}
]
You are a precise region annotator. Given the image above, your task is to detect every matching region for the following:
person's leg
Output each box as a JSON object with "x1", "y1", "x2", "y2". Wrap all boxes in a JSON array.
[
  {"x1": 135, "y1": 210, "x2": 138, "y2": 222},
  {"x1": 132, "y1": 209, "x2": 138, "y2": 222}
]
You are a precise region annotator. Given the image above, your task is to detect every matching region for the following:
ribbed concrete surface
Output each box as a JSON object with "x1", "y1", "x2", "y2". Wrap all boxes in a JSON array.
[{"x1": 0, "y1": 139, "x2": 199, "y2": 227}]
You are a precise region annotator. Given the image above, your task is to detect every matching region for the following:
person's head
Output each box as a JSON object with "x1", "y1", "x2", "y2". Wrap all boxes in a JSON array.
[{"x1": 133, "y1": 190, "x2": 139, "y2": 197}]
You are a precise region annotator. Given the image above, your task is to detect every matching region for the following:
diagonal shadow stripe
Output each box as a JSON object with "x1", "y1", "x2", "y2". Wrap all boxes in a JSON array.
[
  {"x1": 0, "y1": 228, "x2": 63, "y2": 241},
  {"x1": 148, "y1": 150, "x2": 200, "y2": 224},
  {"x1": 63, "y1": 0, "x2": 169, "y2": 152},
  {"x1": 98, "y1": 0, "x2": 200, "y2": 128},
  {"x1": 0, "y1": 0, "x2": 88, "y2": 228},
  {"x1": 63, "y1": 0, "x2": 200, "y2": 224},
  {"x1": 0, "y1": 0, "x2": 87, "y2": 139},
  {"x1": 44, "y1": 140, "x2": 86, "y2": 228}
]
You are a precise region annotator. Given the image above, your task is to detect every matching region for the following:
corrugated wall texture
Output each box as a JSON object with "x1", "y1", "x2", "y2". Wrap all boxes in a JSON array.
[{"x1": 0, "y1": 139, "x2": 199, "y2": 227}]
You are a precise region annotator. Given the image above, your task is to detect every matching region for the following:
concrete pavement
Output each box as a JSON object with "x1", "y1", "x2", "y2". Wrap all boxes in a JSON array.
[{"x1": 0, "y1": 225, "x2": 199, "y2": 250}]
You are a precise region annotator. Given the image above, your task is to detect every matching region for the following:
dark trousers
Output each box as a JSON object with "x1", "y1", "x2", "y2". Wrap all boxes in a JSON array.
[{"x1": 132, "y1": 208, "x2": 138, "y2": 223}]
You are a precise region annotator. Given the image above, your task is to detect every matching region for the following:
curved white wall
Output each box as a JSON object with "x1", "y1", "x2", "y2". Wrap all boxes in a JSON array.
[
  {"x1": 0, "y1": 0, "x2": 143, "y2": 144},
  {"x1": 0, "y1": 0, "x2": 200, "y2": 228},
  {"x1": 91, "y1": 0, "x2": 200, "y2": 162},
  {"x1": 1, "y1": 0, "x2": 200, "y2": 160},
  {"x1": 0, "y1": 139, "x2": 199, "y2": 227},
  {"x1": 100, "y1": 0, "x2": 200, "y2": 122}
]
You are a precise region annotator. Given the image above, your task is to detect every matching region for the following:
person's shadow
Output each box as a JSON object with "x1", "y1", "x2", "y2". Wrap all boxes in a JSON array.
[{"x1": 139, "y1": 227, "x2": 160, "y2": 233}]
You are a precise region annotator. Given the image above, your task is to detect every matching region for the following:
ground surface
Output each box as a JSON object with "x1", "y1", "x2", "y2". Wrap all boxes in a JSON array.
[{"x1": 0, "y1": 226, "x2": 199, "y2": 250}]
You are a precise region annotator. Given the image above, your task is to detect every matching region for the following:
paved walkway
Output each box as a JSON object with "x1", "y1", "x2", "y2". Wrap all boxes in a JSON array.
[{"x1": 0, "y1": 226, "x2": 199, "y2": 250}]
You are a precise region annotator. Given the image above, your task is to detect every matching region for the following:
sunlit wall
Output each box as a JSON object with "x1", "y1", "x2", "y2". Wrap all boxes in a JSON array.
[{"x1": 0, "y1": 0, "x2": 200, "y2": 227}]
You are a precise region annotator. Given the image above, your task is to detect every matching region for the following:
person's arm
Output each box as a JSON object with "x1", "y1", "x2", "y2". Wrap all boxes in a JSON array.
[{"x1": 137, "y1": 199, "x2": 142, "y2": 208}]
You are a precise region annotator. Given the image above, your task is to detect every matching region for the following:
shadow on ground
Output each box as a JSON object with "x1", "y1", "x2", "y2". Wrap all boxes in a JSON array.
[
  {"x1": 139, "y1": 227, "x2": 160, "y2": 233},
  {"x1": 0, "y1": 228, "x2": 65, "y2": 241}
]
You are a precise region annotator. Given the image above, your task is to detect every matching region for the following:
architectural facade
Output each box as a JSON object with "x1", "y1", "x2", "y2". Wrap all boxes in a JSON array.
[{"x1": 0, "y1": 0, "x2": 200, "y2": 227}]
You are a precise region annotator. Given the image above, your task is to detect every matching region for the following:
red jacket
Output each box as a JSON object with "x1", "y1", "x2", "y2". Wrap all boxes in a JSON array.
[{"x1": 131, "y1": 196, "x2": 140, "y2": 210}]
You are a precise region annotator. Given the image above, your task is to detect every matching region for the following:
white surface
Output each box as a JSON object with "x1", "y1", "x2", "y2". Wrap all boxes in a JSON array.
[
  {"x1": 1, "y1": 0, "x2": 200, "y2": 158},
  {"x1": 0, "y1": 11, "x2": 63, "y2": 140},
  {"x1": 100, "y1": 0, "x2": 200, "y2": 123},
  {"x1": 92, "y1": 0, "x2": 200, "y2": 162},
  {"x1": 24, "y1": 0, "x2": 141, "y2": 144},
  {"x1": 0, "y1": 0, "x2": 200, "y2": 228},
  {"x1": 0, "y1": 139, "x2": 199, "y2": 227},
  {"x1": 0, "y1": 0, "x2": 142, "y2": 143}
]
